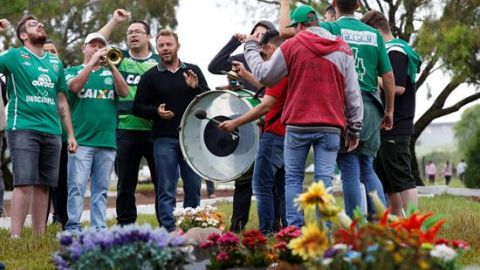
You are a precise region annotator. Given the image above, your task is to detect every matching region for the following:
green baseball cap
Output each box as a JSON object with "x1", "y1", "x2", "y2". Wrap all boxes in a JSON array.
[{"x1": 287, "y1": 5, "x2": 319, "y2": 27}]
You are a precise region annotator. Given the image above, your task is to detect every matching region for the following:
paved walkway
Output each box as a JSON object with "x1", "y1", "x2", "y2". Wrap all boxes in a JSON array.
[{"x1": 2, "y1": 185, "x2": 479, "y2": 229}]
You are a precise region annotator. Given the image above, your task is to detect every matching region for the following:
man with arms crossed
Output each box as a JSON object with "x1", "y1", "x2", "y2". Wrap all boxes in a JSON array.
[{"x1": 0, "y1": 16, "x2": 77, "y2": 236}]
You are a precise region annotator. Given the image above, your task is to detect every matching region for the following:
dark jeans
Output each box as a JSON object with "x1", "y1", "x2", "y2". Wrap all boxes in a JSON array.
[
  {"x1": 50, "y1": 141, "x2": 68, "y2": 228},
  {"x1": 115, "y1": 130, "x2": 156, "y2": 225},
  {"x1": 153, "y1": 137, "x2": 201, "y2": 231},
  {"x1": 0, "y1": 131, "x2": 4, "y2": 214},
  {"x1": 206, "y1": 180, "x2": 215, "y2": 196},
  {"x1": 231, "y1": 175, "x2": 252, "y2": 232}
]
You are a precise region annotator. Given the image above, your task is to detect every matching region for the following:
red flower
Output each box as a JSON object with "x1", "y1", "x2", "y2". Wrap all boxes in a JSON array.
[
  {"x1": 207, "y1": 232, "x2": 221, "y2": 243},
  {"x1": 216, "y1": 252, "x2": 230, "y2": 262},
  {"x1": 218, "y1": 232, "x2": 240, "y2": 247},
  {"x1": 435, "y1": 238, "x2": 450, "y2": 246},
  {"x1": 275, "y1": 226, "x2": 301, "y2": 242},
  {"x1": 199, "y1": 241, "x2": 214, "y2": 249},
  {"x1": 452, "y1": 240, "x2": 470, "y2": 250},
  {"x1": 242, "y1": 230, "x2": 267, "y2": 249}
]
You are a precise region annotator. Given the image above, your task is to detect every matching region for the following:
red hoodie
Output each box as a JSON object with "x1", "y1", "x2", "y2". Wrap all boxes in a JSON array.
[{"x1": 279, "y1": 29, "x2": 355, "y2": 129}]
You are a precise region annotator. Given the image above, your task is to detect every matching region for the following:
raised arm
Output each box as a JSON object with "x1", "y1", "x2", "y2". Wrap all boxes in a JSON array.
[
  {"x1": 98, "y1": 9, "x2": 130, "y2": 39},
  {"x1": 279, "y1": 0, "x2": 296, "y2": 39},
  {"x1": 244, "y1": 39, "x2": 287, "y2": 87},
  {"x1": 68, "y1": 48, "x2": 107, "y2": 93}
]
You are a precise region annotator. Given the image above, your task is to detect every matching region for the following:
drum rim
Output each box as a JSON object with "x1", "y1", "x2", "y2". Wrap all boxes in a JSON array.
[{"x1": 179, "y1": 90, "x2": 259, "y2": 182}]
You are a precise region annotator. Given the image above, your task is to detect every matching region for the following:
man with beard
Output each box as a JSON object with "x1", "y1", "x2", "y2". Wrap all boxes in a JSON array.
[
  {"x1": 0, "y1": 16, "x2": 77, "y2": 236},
  {"x1": 98, "y1": 10, "x2": 162, "y2": 225},
  {"x1": 133, "y1": 30, "x2": 209, "y2": 232}
]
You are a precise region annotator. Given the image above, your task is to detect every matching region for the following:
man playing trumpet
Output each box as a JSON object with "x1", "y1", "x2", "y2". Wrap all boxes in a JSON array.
[{"x1": 64, "y1": 33, "x2": 128, "y2": 231}]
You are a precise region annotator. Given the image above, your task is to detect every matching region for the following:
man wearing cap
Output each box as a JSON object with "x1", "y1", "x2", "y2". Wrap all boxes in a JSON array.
[
  {"x1": 64, "y1": 33, "x2": 128, "y2": 231},
  {"x1": 0, "y1": 16, "x2": 77, "y2": 236},
  {"x1": 208, "y1": 20, "x2": 277, "y2": 232},
  {"x1": 245, "y1": 14, "x2": 363, "y2": 227},
  {"x1": 98, "y1": 10, "x2": 162, "y2": 226},
  {"x1": 279, "y1": 2, "x2": 321, "y2": 38}
]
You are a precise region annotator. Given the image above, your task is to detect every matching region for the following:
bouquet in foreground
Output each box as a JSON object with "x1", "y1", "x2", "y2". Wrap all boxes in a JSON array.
[{"x1": 53, "y1": 224, "x2": 194, "y2": 270}]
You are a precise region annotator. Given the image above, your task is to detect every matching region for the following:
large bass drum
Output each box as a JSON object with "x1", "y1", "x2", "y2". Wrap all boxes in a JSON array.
[{"x1": 179, "y1": 90, "x2": 261, "y2": 182}]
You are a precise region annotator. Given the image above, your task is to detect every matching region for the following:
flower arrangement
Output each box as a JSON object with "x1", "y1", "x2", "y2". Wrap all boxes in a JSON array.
[
  {"x1": 273, "y1": 182, "x2": 470, "y2": 270},
  {"x1": 53, "y1": 224, "x2": 194, "y2": 270},
  {"x1": 173, "y1": 205, "x2": 225, "y2": 232},
  {"x1": 199, "y1": 230, "x2": 271, "y2": 269}
]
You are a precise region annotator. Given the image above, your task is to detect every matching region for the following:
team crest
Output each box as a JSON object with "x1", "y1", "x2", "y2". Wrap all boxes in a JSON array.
[
  {"x1": 21, "y1": 52, "x2": 30, "y2": 60},
  {"x1": 104, "y1": 78, "x2": 113, "y2": 85}
]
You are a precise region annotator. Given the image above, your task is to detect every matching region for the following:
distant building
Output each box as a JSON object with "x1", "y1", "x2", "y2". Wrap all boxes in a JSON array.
[{"x1": 416, "y1": 122, "x2": 457, "y2": 153}]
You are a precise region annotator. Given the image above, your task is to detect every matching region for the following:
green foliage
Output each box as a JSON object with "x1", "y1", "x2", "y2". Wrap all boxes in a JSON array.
[
  {"x1": 0, "y1": 0, "x2": 179, "y2": 66},
  {"x1": 455, "y1": 104, "x2": 480, "y2": 155},
  {"x1": 416, "y1": 0, "x2": 480, "y2": 83},
  {"x1": 454, "y1": 104, "x2": 480, "y2": 188}
]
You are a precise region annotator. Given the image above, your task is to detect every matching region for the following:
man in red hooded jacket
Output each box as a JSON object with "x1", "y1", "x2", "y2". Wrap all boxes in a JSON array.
[{"x1": 244, "y1": 5, "x2": 363, "y2": 227}]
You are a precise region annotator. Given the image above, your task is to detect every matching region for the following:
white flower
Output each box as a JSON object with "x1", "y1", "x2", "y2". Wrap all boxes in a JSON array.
[
  {"x1": 201, "y1": 222, "x2": 208, "y2": 227},
  {"x1": 333, "y1": 244, "x2": 348, "y2": 251},
  {"x1": 322, "y1": 258, "x2": 333, "y2": 265},
  {"x1": 430, "y1": 244, "x2": 457, "y2": 261}
]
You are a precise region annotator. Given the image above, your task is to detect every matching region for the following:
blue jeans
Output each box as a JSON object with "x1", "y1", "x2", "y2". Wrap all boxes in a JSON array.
[
  {"x1": 253, "y1": 132, "x2": 286, "y2": 234},
  {"x1": 284, "y1": 131, "x2": 340, "y2": 227},
  {"x1": 65, "y1": 146, "x2": 116, "y2": 231},
  {"x1": 153, "y1": 137, "x2": 201, "y2": 231},
  {"x1": 337, "y1": 153, "x2": 387, "y2": 217}
]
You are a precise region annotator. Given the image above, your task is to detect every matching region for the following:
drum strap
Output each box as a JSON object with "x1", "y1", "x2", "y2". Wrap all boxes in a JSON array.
[
  {"x1": 267, "y1": 111, "x2": 282, "y2": 128},
  {"x1": 254, "y1": 86, "x2": 266, "y2": 99}
]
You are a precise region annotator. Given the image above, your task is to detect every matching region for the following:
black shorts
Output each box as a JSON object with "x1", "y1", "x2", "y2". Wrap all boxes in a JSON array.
[
  {"x1": 374, "y1": 136, "x2": 416, "y2": 194},
  {"x1": 7, "y1": 130, "x2": 62, "y2": 187}
]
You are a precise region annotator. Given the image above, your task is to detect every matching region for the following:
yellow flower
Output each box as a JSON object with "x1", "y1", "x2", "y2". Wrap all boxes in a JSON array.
[
  {"x1": 295, "y1": 181, "x2": 334, "y2": 211},
  {"x1": 319, "y1": 203, "x2": 341, "y2": 218},
  {"x1": 288, "y1": 223, "x2": 329, "y2": 260},
  {"x1": 419, "y1": 260, "x2": 430, "y2": 270}
]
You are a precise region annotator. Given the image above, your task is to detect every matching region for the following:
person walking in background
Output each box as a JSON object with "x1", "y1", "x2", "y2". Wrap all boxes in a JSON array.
[
  {"x1": 443, "y1": 160, "x2": 453, "y2": 186},
  {"x1": 456, "y1": 159, "x2": 467, "y2": 183},
  {"x1": 425, "y1": 160, "x2": 437, "y2": 184}
]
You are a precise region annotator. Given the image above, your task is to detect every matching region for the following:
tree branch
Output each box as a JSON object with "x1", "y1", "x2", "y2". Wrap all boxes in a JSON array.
[{"x1": 415, "y1": 56, "x2": 438, "y2": 91}]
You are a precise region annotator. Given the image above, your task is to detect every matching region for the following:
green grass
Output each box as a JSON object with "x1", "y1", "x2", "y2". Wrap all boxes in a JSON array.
[{"x1": 1, "y1": 195, "x2": 479, "y2": 269}]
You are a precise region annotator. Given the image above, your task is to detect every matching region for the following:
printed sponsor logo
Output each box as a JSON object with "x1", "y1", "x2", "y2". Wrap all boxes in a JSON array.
[
  {"x1": 22, "y1": 62, "x2": 32, "y2": 66},
  {"x1": 78, "y1": 89, "x2": 114, "y2": 100},
  {"x1": 126, "y1": 74, "x2": 141, "y2": 85},
  {"x1": 25, "y1": 95, "x2": 55, "y2": 105},
  {"x1": 99, "y1": 70, "x2": 112, "y2": 77},
  {"x1": 20, "y1": 52, "x2": 30, "y2": 59},
  {"x1": 32, "y1": 74, "x2": 55, "y2": 89},
  {"x1": 340, "y1": 29, "x2": 377, "y2": 47},
  {"x1": 38, "y1": 67, "x2": 49, "y2": 73}
]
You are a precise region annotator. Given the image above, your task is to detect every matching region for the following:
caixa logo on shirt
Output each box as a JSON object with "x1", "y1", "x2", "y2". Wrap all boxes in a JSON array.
[{"x1": 32, "y1": 74, "x2": 55, "y2": 89}]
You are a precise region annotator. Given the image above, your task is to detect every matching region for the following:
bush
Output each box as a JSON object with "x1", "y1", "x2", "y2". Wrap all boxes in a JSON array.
[{"x1": 464, "y1": 130, "x2": 480, "y2": 188}]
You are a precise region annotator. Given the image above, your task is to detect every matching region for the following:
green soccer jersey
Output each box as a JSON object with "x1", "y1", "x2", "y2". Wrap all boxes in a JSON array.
[
  {"x1": 65, "y1": 65, "x2": 118, "y2": 149},
  {"x1": 320, "y1": 17, "x2": 392, "y2": 92},
  {"x1": 116, "y1": 50, "x2": 160, "y2": 131},
  {"x1": 0, "y1": 47, "x2": 68, "y2": 135}
]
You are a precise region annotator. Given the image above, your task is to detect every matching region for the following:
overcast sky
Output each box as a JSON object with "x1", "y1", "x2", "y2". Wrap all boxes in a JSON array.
[{"x1": 174, "y1": 0, "x2": 478, "y2": 123}]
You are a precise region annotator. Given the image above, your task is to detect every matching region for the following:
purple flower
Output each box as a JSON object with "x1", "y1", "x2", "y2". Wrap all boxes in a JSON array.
[
  {"x1": 59, "y1": 232, "x2": 74, "y2": 247},
  {"x1": 68, "y1": 242, "x2": 83, "y2": 261},
  {"x1": 53, "y1": 254, "x2": 70, "y2": 270},
  {"x1": 324, "y1": 248, "x2": 338, "y2": 258}
]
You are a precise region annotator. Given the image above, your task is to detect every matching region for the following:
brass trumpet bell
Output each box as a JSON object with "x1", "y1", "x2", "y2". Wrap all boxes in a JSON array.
[{"x1": 100, "y1": 48, "x2": 123, "y2": 66}]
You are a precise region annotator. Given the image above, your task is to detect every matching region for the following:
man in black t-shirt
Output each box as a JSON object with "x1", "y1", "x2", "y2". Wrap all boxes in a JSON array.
[{"x1": 362, "y1": 10, "x2": 422, "y2": 216}]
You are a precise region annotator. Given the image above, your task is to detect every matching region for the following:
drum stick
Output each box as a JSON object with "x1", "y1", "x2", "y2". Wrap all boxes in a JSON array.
[{"x1": 194, "y1": 109, "x2": 240, "y2": 136}]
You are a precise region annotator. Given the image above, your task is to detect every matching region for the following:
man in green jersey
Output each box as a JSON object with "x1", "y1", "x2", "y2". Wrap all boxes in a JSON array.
[
  {"x1": 64, "y1": 33, "x2": 128, "y2": 231},
  {"x1": 279, "y1": 1, "x2": 396, "y2": 217},
  {"x1": 362, "y1": 10, "x2": 421, "y2": 216},
  {"x1": 98, "y1": 9, "x2": 162, "y2": 225},
  {"x1": 0, "y1": 16, "x2": 77, "y2": 236}
]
